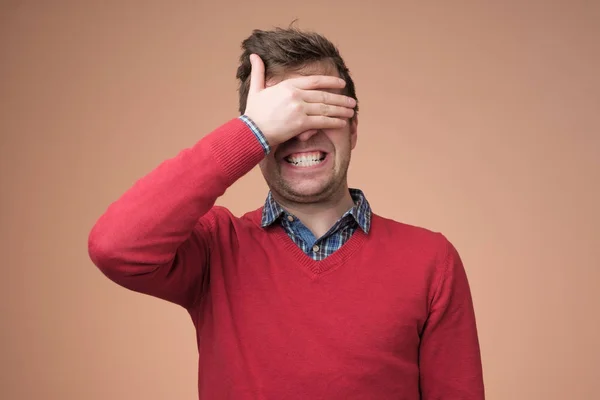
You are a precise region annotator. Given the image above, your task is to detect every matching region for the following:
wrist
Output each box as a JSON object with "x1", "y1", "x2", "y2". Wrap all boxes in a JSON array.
[
  {"x1": 238, "y1": 115, "x2": 271, "y2": 155},
  {"x1": 205, "y1": 118, "x2": 266, "y2": 186}
]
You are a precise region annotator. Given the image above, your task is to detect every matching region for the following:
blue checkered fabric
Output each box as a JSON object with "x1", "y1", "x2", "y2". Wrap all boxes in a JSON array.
[
  {"x1": 261, "y1": 189, "x2": 372, "y2": 260},
  {"x1": 239, "y1": 115, "x2": 271, "y2": 154}
]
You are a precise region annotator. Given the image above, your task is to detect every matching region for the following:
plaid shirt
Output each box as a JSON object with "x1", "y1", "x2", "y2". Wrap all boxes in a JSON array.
[
  {"x1": 261, "y1": 189, "x2": 372, "y2": 260},
  {"x1": 239, "y1": 115, "x2": 372, "y2": 260}
]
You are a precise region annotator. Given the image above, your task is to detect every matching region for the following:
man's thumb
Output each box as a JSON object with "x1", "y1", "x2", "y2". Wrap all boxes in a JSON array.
[{"x1": 248, "y1": 54, "x2": 265, "y2": 94}]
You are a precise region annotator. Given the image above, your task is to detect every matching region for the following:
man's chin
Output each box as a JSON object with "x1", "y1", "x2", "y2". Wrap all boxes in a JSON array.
[{"x1": 278, "y1": 180, "x2": 336, "y2": 202}]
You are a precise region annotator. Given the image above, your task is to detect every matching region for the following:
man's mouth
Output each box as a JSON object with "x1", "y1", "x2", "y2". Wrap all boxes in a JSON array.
[{"x1": 284, "y1": 151, "x2": 327, "y2": 167}]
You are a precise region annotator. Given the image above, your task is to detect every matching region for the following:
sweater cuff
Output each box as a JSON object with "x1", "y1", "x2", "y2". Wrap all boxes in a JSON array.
[
  {"x1": 205, "y1": 118, "x2": 266, "y2": 186},
  {"x1": 238, "y1": 115, "x2": 271, "y2": 155}
]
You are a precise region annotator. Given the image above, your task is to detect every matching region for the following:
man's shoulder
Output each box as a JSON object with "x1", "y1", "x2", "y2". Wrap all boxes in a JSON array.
[
  {"x1": 372, "y1": 213, "x2": 440, "y2": 236},
  {"x1": 203, "y1": 205, "x2": 264, "y2": 229},
  {"x1": 369, "y1": 214, "x2": 464, "y2": 281},
  {"x1": 370, "y1": 213, "x2": 453, "y2": 252}
]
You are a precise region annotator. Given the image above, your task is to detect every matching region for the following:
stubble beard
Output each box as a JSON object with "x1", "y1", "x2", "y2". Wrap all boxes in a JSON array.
[{"x1": 265, "y1": 155, "x2": 351, "y2": 205}]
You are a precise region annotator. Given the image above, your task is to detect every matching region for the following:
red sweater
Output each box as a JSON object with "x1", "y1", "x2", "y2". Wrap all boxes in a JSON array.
[{"x1": 88, "y1": 118, "x2": 485, "y2": 399}]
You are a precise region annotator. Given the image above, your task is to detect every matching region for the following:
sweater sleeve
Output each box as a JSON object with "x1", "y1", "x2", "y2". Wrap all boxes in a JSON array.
[
  {"x1": 87, "y1": 118, "x2": 265, "y2": 309},
  {"x1": 419, "y1": 235, "x2": 486, "y2": 399}
]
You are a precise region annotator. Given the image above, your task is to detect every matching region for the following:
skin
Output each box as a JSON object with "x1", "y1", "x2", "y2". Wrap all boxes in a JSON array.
[{"x1": 258, "y1": 62, "x2": 359, "y2": 238}]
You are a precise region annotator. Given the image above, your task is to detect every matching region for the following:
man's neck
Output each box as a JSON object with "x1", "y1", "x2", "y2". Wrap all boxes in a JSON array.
[{"x1": 274, "y1": 187, "x2": 355, "y2": 239}]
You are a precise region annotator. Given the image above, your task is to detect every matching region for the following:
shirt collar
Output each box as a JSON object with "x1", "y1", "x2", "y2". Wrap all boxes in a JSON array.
[{"x1": 261, "y1": 188, "x2": 372, "y2": 234}]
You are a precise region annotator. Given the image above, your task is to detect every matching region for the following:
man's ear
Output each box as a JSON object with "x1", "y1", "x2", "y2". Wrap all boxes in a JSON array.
[{"x1": 350, "y1": 116, "x2": 358, "y2": 150}]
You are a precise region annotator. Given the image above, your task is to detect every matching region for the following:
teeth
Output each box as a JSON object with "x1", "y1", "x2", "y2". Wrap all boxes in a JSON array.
[{"x1": 286, "y1": 152, "x2": 325, "y2": 167}]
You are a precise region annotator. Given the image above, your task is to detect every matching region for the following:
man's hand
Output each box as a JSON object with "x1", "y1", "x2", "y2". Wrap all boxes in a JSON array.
[{"x1": 243, "y1": 54, "x2": 357, "y2": 147}]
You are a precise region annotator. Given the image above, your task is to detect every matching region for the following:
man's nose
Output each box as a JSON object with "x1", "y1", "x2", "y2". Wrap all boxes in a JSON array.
[{"x1": 296, "y1": 130, "x2": 318, "y2": 141}]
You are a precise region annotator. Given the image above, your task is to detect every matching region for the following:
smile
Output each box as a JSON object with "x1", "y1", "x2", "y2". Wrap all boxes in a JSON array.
[{"x1": 284, "y1": 151, "x2": 327, "y2": 167}]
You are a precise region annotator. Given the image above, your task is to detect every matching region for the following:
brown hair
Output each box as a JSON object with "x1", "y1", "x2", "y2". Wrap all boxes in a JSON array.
[{"x1": 236, "y1": 24, "x2": 359, "y2": 119}]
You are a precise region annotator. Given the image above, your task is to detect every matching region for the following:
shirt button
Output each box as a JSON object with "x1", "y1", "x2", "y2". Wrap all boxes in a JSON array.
[
  {"x1": 312, "y1": 245, "x2": 320, "y2": 252},
  {"x1": 287, "y1": 215, "x2": 294, "y2": 222}
]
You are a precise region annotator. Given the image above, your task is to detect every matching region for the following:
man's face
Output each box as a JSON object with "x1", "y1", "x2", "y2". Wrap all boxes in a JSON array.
[{"x1": 258, "y1": 62, "x2": 358, "y2": 204}]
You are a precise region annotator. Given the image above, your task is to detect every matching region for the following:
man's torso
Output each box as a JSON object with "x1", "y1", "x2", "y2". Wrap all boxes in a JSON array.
[{"x1": 189, "y1": 204, "x2": 443, "y2": 399}]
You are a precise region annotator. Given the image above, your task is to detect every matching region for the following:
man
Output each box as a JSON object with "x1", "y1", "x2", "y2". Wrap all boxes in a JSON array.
[{"x1": 88, "y1": 26, "x2": 485, "y2": 399}]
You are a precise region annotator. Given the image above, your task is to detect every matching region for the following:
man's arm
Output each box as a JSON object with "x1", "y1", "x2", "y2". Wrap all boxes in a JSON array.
[
  {"x1": 88, "y1": 118, "x2": 265, "y2": 309},
  {"x1": 88, "y1": 54, "x2": 357, "y2": 310},
  {"x1": 419, "y1": 235, "x2": 485, "y2": 399}
]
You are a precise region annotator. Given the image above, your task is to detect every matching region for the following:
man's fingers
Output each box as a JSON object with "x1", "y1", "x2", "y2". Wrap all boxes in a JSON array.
[
  {"x1": 248, "y1": 54, "x2": 265, "y2": 94},
  {"x1": 304, "y1": 115, "x2": 348, "y2": 130},
  {"x1": 301, "y1": 90, "x2": 357, "y2": 108},
  {"x1": 287, "y1": 75, "x2": 347, "y2": 91},
  {"x1": 304, "y1": 103, "x2": 355, "y2": 119}
]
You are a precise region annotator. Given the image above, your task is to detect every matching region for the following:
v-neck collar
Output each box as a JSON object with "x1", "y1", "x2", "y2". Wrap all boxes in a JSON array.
[{"x1": 268, "y1": 220, "x2": 369, "y2": 278}]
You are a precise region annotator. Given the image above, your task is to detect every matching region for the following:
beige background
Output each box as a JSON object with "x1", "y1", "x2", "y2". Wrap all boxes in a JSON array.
[{"x1": 1, "y1": 1, "x2": 599, "y2": 399}]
